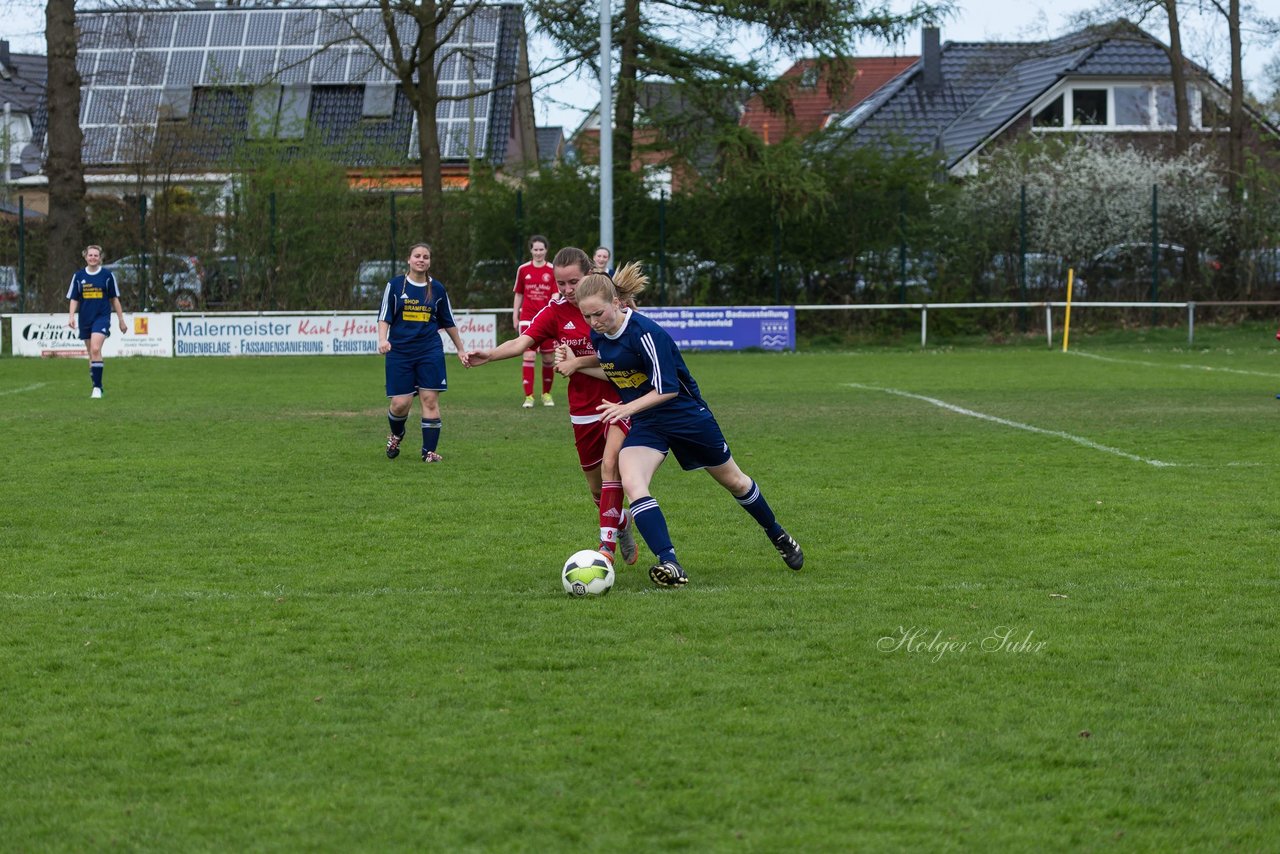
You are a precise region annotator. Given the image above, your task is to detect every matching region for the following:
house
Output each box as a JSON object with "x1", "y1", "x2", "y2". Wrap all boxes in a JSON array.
[
  {"x1": 16, "y1": 4, "x2": 538, "y2": 204},
  {"x1": 829, "y1": 22, "x2": 1280, "y2": 176},
  {"x1": 739, "y1": 56, "x2": 917, "y2": 143},
  {"x1": 535, "y1": 125, "x2": 568, "y2": 168},
  {"x1": 0, "y1": 40, "x2": 46, "y2": 191},
  {"x1": 573, "y1": 81, "x2": 745, "y2": 195}
]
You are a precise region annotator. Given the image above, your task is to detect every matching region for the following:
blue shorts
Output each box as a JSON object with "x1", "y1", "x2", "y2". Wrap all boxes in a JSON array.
[
  {"x1": 79, "y1": 315, "x2": 113, "y2": 339},
  {"x1": 385, "y1": 349, "x2": 447, "y2": 397},
  {"x1": 624, "y1": 408, "x2": 732, "y2": 471}
]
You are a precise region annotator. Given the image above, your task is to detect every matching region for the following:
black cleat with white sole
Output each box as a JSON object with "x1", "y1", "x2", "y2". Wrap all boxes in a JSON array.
[{"x1": 771, "y1": 529, "x2": 804, "y2": 570}]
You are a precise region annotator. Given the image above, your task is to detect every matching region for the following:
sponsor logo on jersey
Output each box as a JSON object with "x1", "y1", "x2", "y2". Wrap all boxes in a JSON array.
[
  {"x1": 82, "y1": 287, "x2": 105, "y2": 300},
  {"x1": 608, "y1": 370, "x2": 649, "y2": 389}
]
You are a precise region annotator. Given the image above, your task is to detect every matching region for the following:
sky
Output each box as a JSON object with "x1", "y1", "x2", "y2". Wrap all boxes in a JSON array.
[{"x1": 1, "y1": 0, "x2": 1272, "y2": 133}]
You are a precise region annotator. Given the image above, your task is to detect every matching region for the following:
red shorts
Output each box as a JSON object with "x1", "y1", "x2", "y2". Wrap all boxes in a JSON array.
[
  {"x1": 518, "y1": 320, "x2": 556, "y2": 354},
  {"x1": 572, "y1": 418, "x2": 630, "y2": 471}
]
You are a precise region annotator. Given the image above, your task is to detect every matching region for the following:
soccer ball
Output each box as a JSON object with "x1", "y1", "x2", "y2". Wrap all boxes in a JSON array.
[{"x1": 562, "y1": 549, "x2": 615, "y2": 597}]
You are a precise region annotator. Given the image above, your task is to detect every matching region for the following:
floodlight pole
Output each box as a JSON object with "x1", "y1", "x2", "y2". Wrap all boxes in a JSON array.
[{"x1": 598, "y1": 0, "x2": 613, "y2": 255}]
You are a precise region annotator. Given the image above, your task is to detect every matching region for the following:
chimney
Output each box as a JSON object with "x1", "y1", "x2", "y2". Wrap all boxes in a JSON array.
[
  {"x1": 921, "y1": 27, "x2": 942, "y2": 94},
  {"x1": 0, "y1": 40, "x2": 11, "y2": 75}
]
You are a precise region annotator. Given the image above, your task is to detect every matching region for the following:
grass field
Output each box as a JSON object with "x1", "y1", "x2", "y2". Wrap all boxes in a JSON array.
[{"x1": 2, "y1": 325, "x2": 1278, "y2": 850}]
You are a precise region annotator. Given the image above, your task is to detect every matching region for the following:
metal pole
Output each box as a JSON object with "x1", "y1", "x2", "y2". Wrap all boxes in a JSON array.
[
  {"x1": 772, "y1": 213, "x2": 781, "y2": 304},
  {"x1": 139, "y1": 195, "x2": 149, "y2": 310},
  {"x1": 897, "y1": 189, "x2": 907, "y2": 304},
  {"x1": 598, "y1": 0, "x2": 613, "y2": 255},
  {"x1": 17, "y1": 196, "x2": 26, "y2": 312},
  {"x1": 920, "y1": 306, "x2": 927, "y2": 347},
  {"x1": 1188, "y1": 301, "x2": 1195, "y2": 345},
  {"x1": 658, "y1": 190, "x2": 667, "y2": 304},
  {"x1": 1150, "y1": 185, "x2": 1159, "y2": 321},
  {"x1": 1045, "y1": 305, "x2": 1053, "y2": 348},
  {"x1": 1019, "y1": 183, "x2": 1028, "y2": 330},
  {"x1": 389, "y1": 192, "x2": 398, "y2": 262}
]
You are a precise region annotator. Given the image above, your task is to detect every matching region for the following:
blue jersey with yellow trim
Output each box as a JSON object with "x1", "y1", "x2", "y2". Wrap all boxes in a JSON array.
[
  {"x1": 590, "y1": 308, "x2": 709, "y2": 422},
  {"x1": 378, "y1": 275, "x2": 456, "y2": 358},
  {"x1": 66, "y1": 267, "x2": 120, "y2": 327}
]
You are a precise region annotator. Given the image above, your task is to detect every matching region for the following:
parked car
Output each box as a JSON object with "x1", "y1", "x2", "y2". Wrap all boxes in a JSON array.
[
  {"x1": 352, "y1": 260, "x2": 402, "y2": 308},
  {"x1": 1076, "y1": 242, "x2": 1219, "y2": 299},
  {"x1": 108, "y1": 253, "x2": 205, "y2": 310},
  {"x1": 984, "y1": 252, "x2": 1066, "y2": 293},
  {"x1": 0, "y1": 265, "x2": 20, "y2": 307},
  {"x1": 1242, "y1": 248, "x2": 1280, "y2": 287}
]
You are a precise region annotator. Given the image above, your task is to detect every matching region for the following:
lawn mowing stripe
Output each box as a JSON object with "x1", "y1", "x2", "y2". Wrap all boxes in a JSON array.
[
  {"x1": 847, "y1": 382, "x2": 1179, "y2": 468},
  {"x1": 0, "y1": 382, "x2": 47, "y2": 396},
  {"x1": 1068, "y1": 350, "x2": 1280, "y2": 378}
]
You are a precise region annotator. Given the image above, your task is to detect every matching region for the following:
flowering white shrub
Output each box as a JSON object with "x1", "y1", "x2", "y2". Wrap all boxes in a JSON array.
[{"x1": 959, "y1": 139, "x2": 1229, "y2": 262}]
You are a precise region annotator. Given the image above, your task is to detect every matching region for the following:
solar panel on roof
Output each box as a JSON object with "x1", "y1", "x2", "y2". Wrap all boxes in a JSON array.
[
  {"x1": 246, "y1": 11, "x2": 284, "y2": 46},
  {"x1": 77, "y1": 5, "x2": 516, "y2": 165}
]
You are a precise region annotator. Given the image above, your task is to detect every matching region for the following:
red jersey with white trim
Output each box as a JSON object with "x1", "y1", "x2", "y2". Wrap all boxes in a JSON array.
[
  {"x1": 523, "y1": 294, "x2": 621, "y2": 421},
  {"x1": 514, "y1": 261, "x2": 556, "y2": 322}
]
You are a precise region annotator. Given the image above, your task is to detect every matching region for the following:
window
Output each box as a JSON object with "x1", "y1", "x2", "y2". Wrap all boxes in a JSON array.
[
  {"x1": 1114, "y1": 86, "x2": 1148, "y2": 125},
  {"x1": 1034, "y1": 83, "x2": 1211, "y2": 132},
  {"x1": 799, "y1": 66, "x2": 820, "y2": 90},
  {"x1": 1033, "y1": 94, "x2": 1063, "y2": 128},
  {"x1": 247, "y1": 84, "x2": 311, "y2": 140},
  {"x1": 1072, "y1": 89, "x2": 1107, "y2": 125}
]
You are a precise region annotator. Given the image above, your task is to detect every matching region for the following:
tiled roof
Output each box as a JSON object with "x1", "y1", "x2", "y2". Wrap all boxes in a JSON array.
[
  {"x1": 829, "y1": 22, "x2": 1218, "y2": 169},
  {"x1": 68, "y1": 4, "x2": 526, "y2": 170},
  {"x1": 536, "y1": 126, "x2": 564, "y2": 165},
  {"x1": 740, "y1": 56, "x2": 917, "y2": 140}
]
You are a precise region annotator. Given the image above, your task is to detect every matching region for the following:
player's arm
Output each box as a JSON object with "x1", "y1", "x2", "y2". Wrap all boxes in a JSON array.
[
  {"x1": 444, "y1": 326, "x2": 470, "y2": 367},
  {"x1": 67, "y1": 299, "x2": 79, "y2": 329},
  {"x1": 468, "y1": 333, "x2": 537, "y2": 366},
  {"x1": 555, "y1": 347, "x2": 606, "y2": 380},
  {"x1": 597, "y1": 388, "x2": 678, "y2": 424},
  {"x1": 376, "y1": 283, "x2": 395, "y2": 353},
  {"x1": 512, "y1": 288, "x2": 522, "y2": 332},
  {"x1": 111, "y1": 297, "x2": 127, "y2": 332}
]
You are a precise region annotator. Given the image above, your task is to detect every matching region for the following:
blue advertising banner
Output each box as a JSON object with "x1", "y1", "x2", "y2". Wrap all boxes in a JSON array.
[{"x1": 637, "y1": 306, "x2": 795, "y2": 351}]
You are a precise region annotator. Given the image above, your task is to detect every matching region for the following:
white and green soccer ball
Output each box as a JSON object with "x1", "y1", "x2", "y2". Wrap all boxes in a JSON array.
[{"x1": 562, "y1": 549, "x2": 615, "y2": 597}]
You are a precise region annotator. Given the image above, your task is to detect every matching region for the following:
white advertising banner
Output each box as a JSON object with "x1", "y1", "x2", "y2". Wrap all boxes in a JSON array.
[
  {"x1": 10, "y1": 313, "x2": 174, "y2": 357},
  {"x1": 173, "y1": 313, "x2": 496, "y2": 357}
]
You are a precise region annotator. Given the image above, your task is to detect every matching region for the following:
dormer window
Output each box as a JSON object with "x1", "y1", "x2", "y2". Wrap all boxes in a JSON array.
[
  {"x1": 1032, "y1": 82, "x2": 1208, "y2": 131},
  {"x1": 799, "y1": 66, "x2": 819, "y2": 90}
]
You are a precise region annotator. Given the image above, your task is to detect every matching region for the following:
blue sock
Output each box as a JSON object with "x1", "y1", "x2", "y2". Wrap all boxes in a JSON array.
[
  {"x1": 421, "y1": 418, "x2": 442, "y2": 454},
  {"x1": 90, "y1": 362, "x2": 104, "y2": 389},
  {"x1": 629, "y1": 496, "x2": 677, "y2": 564},
  {"x1": 387, "y1": 409, "x2": 407, "y2": 437},
  {"x1": 735, "y1": 480, "x2": 783, "y2": 539}
]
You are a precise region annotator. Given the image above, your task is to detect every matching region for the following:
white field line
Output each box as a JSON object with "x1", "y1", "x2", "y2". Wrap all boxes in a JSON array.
[
  {"x1": 1068, "y1": 350, "x2": 1280, "y2": 378},
  {"x1": 0, "y1": 382, "x2": 47, "y2": 396},
  {"x1": 847, "y1": 382, "x2": 1180, "y2": 467}
]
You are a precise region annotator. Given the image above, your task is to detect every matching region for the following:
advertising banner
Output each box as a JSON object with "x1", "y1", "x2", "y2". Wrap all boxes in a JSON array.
[
  {"x1": 173, "y1": 313, "x2": 496, "y2": 357},
  {"x1": 10, "y1": 313, "x2": 174, "y2": 357},
  {"x1": 637, "y1": 306, "x2": 795, "y2": 351}
]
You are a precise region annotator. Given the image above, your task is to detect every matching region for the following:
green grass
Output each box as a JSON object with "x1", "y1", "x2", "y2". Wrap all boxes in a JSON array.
[{"x1": 2, "y1": 326, "x2": 1278, "y2": 850}]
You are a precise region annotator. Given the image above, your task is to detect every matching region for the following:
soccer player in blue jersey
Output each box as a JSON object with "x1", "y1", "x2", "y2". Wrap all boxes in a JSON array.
[
  {"x1": 568, "y1": 264, "x2": 804, "y2": 587},
  {"x1": 377, "y1": 243, "x2": 469, "y2": 463},
  {"x1": 66, "y1": 245, "x2": 126, "y2": 398}
]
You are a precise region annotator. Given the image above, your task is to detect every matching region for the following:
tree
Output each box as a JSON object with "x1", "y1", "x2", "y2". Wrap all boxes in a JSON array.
[
  {"x1": 44, "y1": 0, "x2": 86, "y2": 303},
  {"x1": 326, "y1": 2, "x2": 579, "y2": 261},
  {"x1": 532, "y1": 0, "x2": 948, "y2": 177}
]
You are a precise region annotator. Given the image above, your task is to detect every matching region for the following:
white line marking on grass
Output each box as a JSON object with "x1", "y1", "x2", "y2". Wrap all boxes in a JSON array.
[
  {"x1": 0, "y1": 383, "x2": 47, "y2": 396},
  {"x1": 847, "y1": 382, "x2": 1180, "y2": 467},
  {"x1": 1068, "y1": 350, "x2": 1280, "y2": 378}
]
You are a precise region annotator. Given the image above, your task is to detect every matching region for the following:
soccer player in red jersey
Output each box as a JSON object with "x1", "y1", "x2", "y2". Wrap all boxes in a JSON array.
[
  {"x1": 469, "y1": 247, "x2": 638, "y2": 565},
  {"x1": 512, "y1": 235, "x2": 558, "y2": 408}
]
